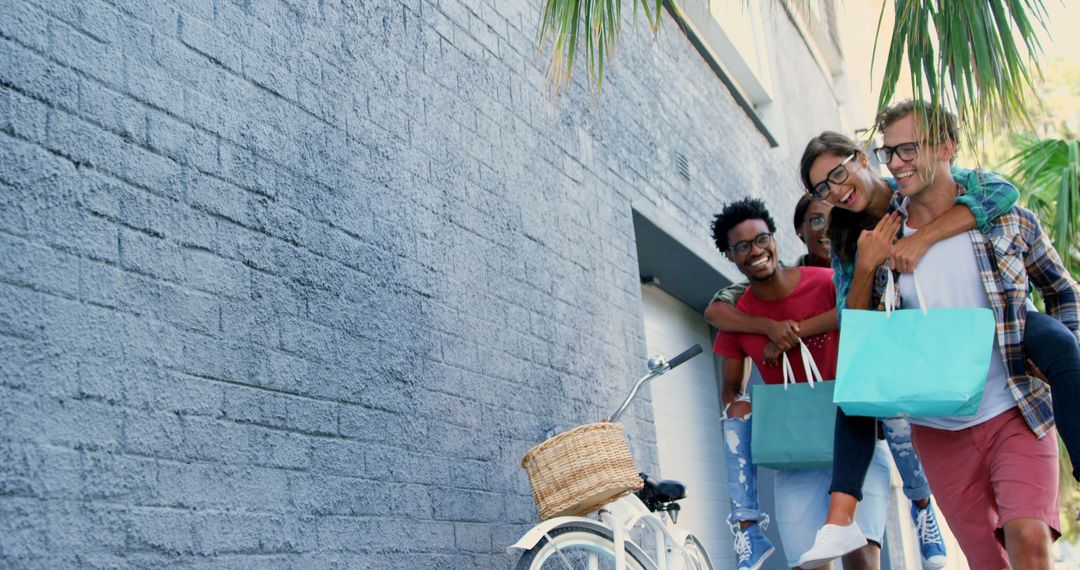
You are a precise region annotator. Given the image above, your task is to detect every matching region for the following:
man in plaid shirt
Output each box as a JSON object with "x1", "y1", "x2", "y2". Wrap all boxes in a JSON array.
[{"x1": 866, "y1": 100, "x2": 1080, "y2": 568}]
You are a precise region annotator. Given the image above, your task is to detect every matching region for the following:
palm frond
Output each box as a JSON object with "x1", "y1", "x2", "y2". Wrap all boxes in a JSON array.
[
  {"x1": 536, "y1": 1, "x2": 822, "y2": 92},
  {"x1": 537, "y1": 0, "x2": 664, "y2": 92},
  {"x1": 538, "y1": 0, "x2": 1052, "y2": 136},
  {"x1": 875, "y1": 1, "x2": 1050, "y2": 140},
  {"x1": 1005, "y1": 135, "x2": 1080, "y2": 276}
]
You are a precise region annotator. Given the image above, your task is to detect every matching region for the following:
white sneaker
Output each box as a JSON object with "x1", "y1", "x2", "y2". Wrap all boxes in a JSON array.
[{"x1": 797, "y1": 522, "x2": 868, "y2": 569}]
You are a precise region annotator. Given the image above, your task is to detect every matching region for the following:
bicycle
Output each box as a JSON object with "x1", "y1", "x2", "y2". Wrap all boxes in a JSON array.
[{"x1": 508, "y1": 344, "x2": 715, "y2": 570}]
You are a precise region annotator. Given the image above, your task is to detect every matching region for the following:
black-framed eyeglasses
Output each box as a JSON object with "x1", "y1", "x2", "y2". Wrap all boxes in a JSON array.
[
  {"x1": 873, "y1": 142, "x2": 919, "y2": 164},
  {"x1": 730, "y1": 232, "x2": 773, "y2": 257},
  {"x1": 806, "y1": 214, "x2": 827, "y2": 231},
  {"x1": 810, "y1": 154, "x2": 856, "y2": 199}
]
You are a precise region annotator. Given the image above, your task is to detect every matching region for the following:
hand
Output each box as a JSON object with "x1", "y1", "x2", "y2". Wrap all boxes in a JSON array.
[
  {"x1": 723, "y1": 398, "x2": 752, "y2": 419},
  {"x1": 763, "y1": 342, "x2": 784, "y2": 367},
  {"x1": 856, "y1": 212, "x2": 902, "y2": 272},
  {"x1": 890, "y1": 232, "x2": 931, "y2": 273},
  {"x1": 763, "y1": 319, "x2": 800, "y2": 350}
]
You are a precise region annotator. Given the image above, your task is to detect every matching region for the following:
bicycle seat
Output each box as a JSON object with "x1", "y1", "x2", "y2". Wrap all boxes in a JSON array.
[{"x1": 637, "y1": 472, "x2": 686, "y2": 503}]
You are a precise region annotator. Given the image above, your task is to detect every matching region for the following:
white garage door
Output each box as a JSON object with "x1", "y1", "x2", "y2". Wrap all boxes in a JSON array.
[{"x1": 640, "y1": 284, "x2": 733, "y2": 566}]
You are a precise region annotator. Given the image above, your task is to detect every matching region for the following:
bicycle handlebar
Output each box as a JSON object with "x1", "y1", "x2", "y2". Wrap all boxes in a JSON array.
[
  {"x1": 607, "y1": 344, "x2": 702, "y2": 423},
  {"x1": 666, "y1": 344, "x2": 702, "y2": 370}
]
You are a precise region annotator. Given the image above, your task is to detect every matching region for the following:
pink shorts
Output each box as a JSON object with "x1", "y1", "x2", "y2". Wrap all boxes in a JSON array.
[{"x1": 911, "y1": 408, "x2": 1060, "y2": 569}]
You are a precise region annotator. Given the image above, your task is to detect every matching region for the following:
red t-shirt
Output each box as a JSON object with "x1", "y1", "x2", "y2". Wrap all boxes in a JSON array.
[{"x1": 713, "y1": 266, "x2": 839, "y2": 384}]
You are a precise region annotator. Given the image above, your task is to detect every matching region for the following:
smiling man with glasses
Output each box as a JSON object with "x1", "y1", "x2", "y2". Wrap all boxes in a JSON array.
[
  {"x1": 709, "y1": 197, "x2": 890, "y2": 570},
  {"x1": 873, "y1": 141, "x2": 919, "y2": 164},
  {"x1": 728, "y1": 232, "x2": 774, "y2": 259},
  {"x1": 705, "y1": 196, "x2": 837, "y2": 367},
  {"x1": 872, "y1": 98, "x2": 1077, "y2": 569}
]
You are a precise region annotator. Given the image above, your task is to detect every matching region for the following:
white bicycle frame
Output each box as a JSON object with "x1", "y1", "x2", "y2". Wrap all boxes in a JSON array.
[
  {"x1": 506, "y1": 492, "x2": 701, "y2": 570},
  {"x1": 509, "y1": 346, "x2": 708, "y2": 570}
]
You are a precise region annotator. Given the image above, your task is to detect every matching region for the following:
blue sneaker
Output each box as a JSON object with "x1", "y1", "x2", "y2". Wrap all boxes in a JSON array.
[
  {"x1": 732, "y1": 521, "x2": 775, "y2": 570},
  {"x1": 911, "y1": 500, "x2": 947, "y2": 569}
]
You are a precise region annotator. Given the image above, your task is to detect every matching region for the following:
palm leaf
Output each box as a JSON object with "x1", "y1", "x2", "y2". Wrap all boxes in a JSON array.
[
  {"x1": 537, "y1": 0, "x2": 664, "y2": 91},
  {"x1": 538, "y1": 0, "x2": 1051, "y2": 143},
  {"x1": 874, "y1": 1, "x2": 1049, "y2": 141},
  {"x1": 538, "y1": 0, "x2": 814, "y2": 92},
  {"x1": 1005, "y1": 135, "x2": 1080, "y2": 276}
]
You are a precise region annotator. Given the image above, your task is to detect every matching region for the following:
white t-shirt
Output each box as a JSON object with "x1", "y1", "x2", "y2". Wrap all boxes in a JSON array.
[{"x1": 899, "y1": 222, "x2": 1014, "y2": 430}]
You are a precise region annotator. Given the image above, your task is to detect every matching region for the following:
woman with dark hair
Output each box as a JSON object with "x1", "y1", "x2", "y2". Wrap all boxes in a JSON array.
[
  {"x1": 791, "y1": 194, "x2": 833, "y2": 269},
  {"x1": 797, "y1": 127, "x2": 1080, "y2": 568}
]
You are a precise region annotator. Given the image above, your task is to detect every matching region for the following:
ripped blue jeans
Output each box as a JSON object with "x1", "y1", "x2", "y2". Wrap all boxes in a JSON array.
[
  {"x1": 881, "y1": 417, "x2": 931, "y2": 501},
  {"x1": 830, "y1": 409, "x2": 933, "y2": 502},
  {"x1": 722, "y1": 394, "x2": 765, "y2": 525}
]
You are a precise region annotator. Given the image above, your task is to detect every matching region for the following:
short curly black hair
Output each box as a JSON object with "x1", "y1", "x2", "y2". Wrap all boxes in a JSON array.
[{"x1": 711, "y1": 197, "x2": 777, "y2": 253}]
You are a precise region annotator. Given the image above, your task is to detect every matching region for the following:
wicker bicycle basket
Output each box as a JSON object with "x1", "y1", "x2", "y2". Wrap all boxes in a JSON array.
[{"x1": 520, "y1": 422, "x2": 643, "y2": 520}]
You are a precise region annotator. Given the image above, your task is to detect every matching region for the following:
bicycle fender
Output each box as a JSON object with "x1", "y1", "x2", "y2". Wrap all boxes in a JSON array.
[
  {"x1": 505, "y1": 516, "x2": 606, "y2": 554},
  {"x1": 665, "y1": 528, "x2": 714, "y2": 570},
  {"x1": 667, "y1": 527, "x2": 693, "y2": 546}
]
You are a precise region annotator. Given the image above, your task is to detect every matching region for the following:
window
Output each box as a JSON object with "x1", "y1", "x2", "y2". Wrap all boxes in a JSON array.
[
  {"x1": 672, "y1": 1, "x2": 851, "y2": 146},
  {"x1": 673, "y1": 0, "x2": 778, "y2": 145},
  {"x1": 783, "y1": 0, "x2": 844, "y2": 80}
]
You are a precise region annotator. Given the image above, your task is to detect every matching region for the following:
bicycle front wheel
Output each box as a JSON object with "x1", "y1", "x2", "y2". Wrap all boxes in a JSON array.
[
  {"x1": 515, "y1": 526, "x2": 648, "y2": 570},
  {"x1": 679, "y1": 535, "x2": 713, "y2": 570}
]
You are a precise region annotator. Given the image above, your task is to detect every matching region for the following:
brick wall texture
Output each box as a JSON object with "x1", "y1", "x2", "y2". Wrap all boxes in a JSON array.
[{"x1": 0, "y1": 0, "x2": 848, "y2": 567}]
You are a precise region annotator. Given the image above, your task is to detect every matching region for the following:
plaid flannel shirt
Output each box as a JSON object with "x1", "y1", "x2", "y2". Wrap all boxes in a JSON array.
[{"x1": 870, "y1": 202, "x2": 1080, "y2": 437}]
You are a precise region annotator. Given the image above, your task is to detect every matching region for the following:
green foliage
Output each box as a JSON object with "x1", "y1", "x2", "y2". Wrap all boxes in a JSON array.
[
  {"x1": 961, "y1": 56, "x2": 1079, "y2": 168},
  {"x1": 874, "y1": 1, "x2": 1050, "y2": 142},
  {"x1": 536, "y1": 0, "x2": 663, "y2": 91},
  {"x1": 536, "y1": 1, "x2": 1050, "y2": 137},
  {"x1": 1005, "y1": 135, "x2": 1080, "y2": 277}
]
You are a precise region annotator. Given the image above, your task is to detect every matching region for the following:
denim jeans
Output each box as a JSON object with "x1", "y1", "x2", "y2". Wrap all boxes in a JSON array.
[
  {"x1": 722, "y1": 415, "x2": 765, "y2": 524},
  {"x1": 1025, "y1": 310, "x2": 1080, "y2": 481},
  {"x1": 881, "y1": 417, "x2": 931, "y2": 501},
  {"x1": 828, "y1": 407, "x2": 876, "y2": 501},
  {"x1": 828, "y1": 415, "x2": 933, "y2": 502}
]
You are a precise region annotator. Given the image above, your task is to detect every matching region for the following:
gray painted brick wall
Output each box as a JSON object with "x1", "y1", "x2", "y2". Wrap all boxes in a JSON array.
[{"x1": 0, "y1": 0, "x2": 847, "y2": 567}]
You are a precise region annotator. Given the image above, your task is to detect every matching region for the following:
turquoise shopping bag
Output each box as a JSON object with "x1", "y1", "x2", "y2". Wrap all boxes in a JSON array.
[
  {"x1": 751, "y1": 342, "x2": 837, "y2": 470},
  {"x1": 834, "y1": 272, "x2": 996, "y2": 418}
]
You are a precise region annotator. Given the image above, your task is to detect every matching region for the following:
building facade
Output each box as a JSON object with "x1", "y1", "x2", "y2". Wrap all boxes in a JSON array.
[{"x1": 0, "y1": 0, "x2": 892, "y2": 567}]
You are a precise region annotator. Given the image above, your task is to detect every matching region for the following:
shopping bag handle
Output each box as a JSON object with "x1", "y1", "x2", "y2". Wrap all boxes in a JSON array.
[
  {"x1": 883, "y1": 269, "x2": 928, "y2": 317},
  {"x1": 780, "y1": 339, "x2": 824, "y2": 390}
]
